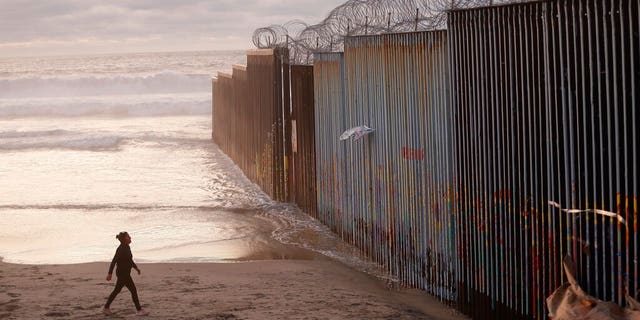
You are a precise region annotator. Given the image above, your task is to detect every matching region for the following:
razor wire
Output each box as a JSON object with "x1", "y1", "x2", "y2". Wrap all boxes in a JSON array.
[{"x1": 253, "y1": 0, "x2": 535, "y2": 65}]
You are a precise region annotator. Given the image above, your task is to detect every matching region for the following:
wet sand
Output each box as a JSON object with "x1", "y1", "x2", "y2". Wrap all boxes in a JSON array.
[{"x1": 0, "y1": 259, "x2": 468, "y2": 319}]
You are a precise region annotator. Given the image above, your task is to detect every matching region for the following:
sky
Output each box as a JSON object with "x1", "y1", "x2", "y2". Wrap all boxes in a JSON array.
[{"x1": 0, "y1": 0, "x2": 346, "y2": 57}]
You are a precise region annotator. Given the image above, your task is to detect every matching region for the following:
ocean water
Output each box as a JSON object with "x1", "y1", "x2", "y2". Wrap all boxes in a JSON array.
[{"x1": 0, "y1": 51, "x2": 381, "y2": 273}]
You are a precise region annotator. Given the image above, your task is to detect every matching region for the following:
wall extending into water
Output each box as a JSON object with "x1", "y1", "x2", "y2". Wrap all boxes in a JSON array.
[
  {"x1": 214, "y1": 1, "x2": 638, "y2": 319},
  {"x1": 212, "y1": 49, "x2": 317, "y2": 212},
  {"x1": 212, "y1": 49, "x2": 290, "y2": 202}
]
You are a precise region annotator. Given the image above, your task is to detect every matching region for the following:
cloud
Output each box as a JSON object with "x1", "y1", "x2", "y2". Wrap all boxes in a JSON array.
[{"x1": 0, "y1": 0, "x2": 345, "y2": 56}]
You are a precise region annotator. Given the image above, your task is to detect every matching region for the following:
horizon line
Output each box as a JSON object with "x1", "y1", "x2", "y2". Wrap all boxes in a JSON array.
[{"x1": 0, "y1": 48, "x2": 251, "y2": 59}]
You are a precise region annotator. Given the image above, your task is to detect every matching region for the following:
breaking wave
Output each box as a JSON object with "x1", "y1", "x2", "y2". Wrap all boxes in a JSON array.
[
  {"x1": 0, "y1": 93, "x2": 211, "y2": 118},
  {"x1": 0, "y1": 72, "x2": 212, "y2": 98},
  {"x1": 0, "y1": 129, "x2": 125, "y2": 151}
]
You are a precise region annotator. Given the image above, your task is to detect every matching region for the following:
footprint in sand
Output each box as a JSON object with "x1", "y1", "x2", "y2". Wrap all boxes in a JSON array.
[
  {"x1": 0, "y1": 298, "x2": 21, "y2": 313},
  {"x1": 71, "y1": 303, "x2": 101, "y2": 311},
  {"x1": 203, "y1": 312, "x2": 238, "y2": 319},
  {"x1": 44, "y1": 311, "x2": 71, "y2": 317},
  {"x1": 29, "y1": 266, "x2": 41, "y2": 276},
  {"x1": 162, "y1": 278, "x2": 175, "y2": 286},
  {"x1": 179, "y1": 276, "x2": 199, "y2": 284},
  {"x1": 251, "y1": 293, "x2": 266, "y2": 299},
  {"x1": 71, "y1": 277, "x2": 92, "y2": 282},
  {"x1": 0, "y1": 284, "x2": 16, "y2": 294}
]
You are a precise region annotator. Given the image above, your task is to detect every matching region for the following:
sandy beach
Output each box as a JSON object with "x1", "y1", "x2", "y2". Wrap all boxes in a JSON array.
[{"x1": 0, "y1": 259, "x2": 468, "y2": 320}]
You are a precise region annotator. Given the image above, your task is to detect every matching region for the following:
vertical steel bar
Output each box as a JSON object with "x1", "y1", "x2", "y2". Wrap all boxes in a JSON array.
[
  {"x1": 571, "y1": 0, "x2": 584, "y2": 296},
  {"x1": 561, "y1": 0, "x2": 576, "y2": 272},
  {"x1": 533, "y1": 5, "x2": 545, "y2": 316},
  {"x1": 571, "y1": 0, "x2": 580, "y2": 280},
  {"x1": 589, "y1": 0, "x2": 602, "y2": 298},
  {"x1": 611, "y1": 0, "x2": 623, "y2": 304},
  {"x1": 458, "y1": 10, "x2": 472, "y2": 310},
  {"x1": 458, "y1": 10, "x2": 473, "y2": 308},
  {"x1": 511, "y1": 7, "x2": 519, "y2": 312},
  {"x1": 632, "y1": 0, "x2": 638, "y2": 300},
  {"x1": 542, "y1": 1, "x2": 555, "y2": 304},
  {"x1": 506, "y1": 6, "x2": 515, "y2": 311},
  {"x1": 471, "y1": 10, "x2": 481, "y2": 309},
  {"x1": 463, "y1": 10, "x2": 473, "y2": 310},
  {"x1": 576, "y1": 0, "x2": 591, "y2": 294},
  {"x1": 622, "y1": 0, "x2": 631, "y2": 302},
  {"x1": 495, "y1": 6, "x2": 504, "y2": 310},
  {"x1": 603, "y1": 0, "x2": 615, "y2": 301},
  {"x1": 521, "y1": 5, "x2": 530, "y2": 316},
  {"x1": 477, "y1": 9, "x2": 487, "y2": 308},
  {"x1": 479, "y1": 8, "x2": 488, "y2": 311},
  {"x1": 421, "y1": 32, "x2": 429, "y2": 293},
  {"x1": 598, "y1": 0, "x2": 608, "y2": 300},
  {"x1": 493, "y1": 7, "x2": 502, "y2": 311}
]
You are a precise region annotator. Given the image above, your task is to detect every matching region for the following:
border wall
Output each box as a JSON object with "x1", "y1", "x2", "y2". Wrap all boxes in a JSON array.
[
  {"x1": 212, "y1": 48, "x2": 289, "y2": 201},
  {"x1": 212, "y1": 48, "x2": 317, "y2": 209},
  {"x1": 313, "y1": 1, "x2": 638, "y2": 319},
  {"x1": 214, "y1": 0, "x2": 638, "y2": 319},
  {"x1": 315, "y1": 29, "x2": 455, "y2": 296},
  {"x1": 449, "y1": 1, "x2": 638, "y2": 318},
  {"x1": 314, "y1": 29, "x2": 457, "y2": 305},
  {"x1": 290, "y1": 65, "x2": 317, "y2": 217},
  {"x1": 449, "y1": 2, "x2": 550, "y2": 318},
  {"x1": 314, "y1": 53, "x2": 349, "y2": 239}
]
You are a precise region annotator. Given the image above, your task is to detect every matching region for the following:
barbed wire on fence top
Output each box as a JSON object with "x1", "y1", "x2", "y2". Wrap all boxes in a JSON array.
[{"x1": 253, "y1": 0, "x2": 536, "y2": 65}]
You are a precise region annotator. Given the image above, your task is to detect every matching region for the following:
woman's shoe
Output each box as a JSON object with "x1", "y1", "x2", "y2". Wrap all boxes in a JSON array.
[{"x1": 136, "y1": 309, "x2": 149, "y2": 316}]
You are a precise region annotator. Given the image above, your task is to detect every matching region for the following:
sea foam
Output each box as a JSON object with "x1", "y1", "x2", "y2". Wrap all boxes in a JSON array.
[
  {"x1": 0, "y1": 129, "x2": 124, "y2": 151},
  {"x1": 0, "y1": 72, "x2": 211, "y2": 98},
  {"x1": 0, "y1": 93, "x2": 211, "y2": 118}
]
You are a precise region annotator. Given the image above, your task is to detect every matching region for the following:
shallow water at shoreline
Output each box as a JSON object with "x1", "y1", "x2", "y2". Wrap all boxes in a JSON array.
[
  {"x1": 0, "y1": 116, "x2": 321, "y2": 264},
  {"x1": 0, "y1": 116, "x2": 388, "y2": 279}
]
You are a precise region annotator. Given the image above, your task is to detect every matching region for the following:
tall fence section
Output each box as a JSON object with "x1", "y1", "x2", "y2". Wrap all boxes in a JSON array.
[
  {"x1": 212, "y1": 48, "x2": 317, "y2": 211},
  {"x1": 213, "y1": 48, "x2": 288, "y2": 201},
  {"x1": 289, "y1": 65, "x2": 317, "y2": 216},
  {"x1": 448, "y1": 1, "x2": 638, "y2": 318},
  {"x1": 449, "y1": 3, "x2": 550, "y2": 318},
  {"x1": 315, "y1": 30, "x2": 456, "y2": 299},
  {"x1": 213, "y1": 0, "x2": 639, "y2": 319}
]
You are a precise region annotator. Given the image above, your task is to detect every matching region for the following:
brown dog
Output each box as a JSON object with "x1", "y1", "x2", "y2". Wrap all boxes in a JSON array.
[{"x1": 547, "y1": 255, "x2": 640, "y2": 320}]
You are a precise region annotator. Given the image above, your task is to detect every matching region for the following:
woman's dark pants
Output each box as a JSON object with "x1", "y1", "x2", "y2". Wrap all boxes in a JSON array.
[{"x1": 105, "y1": 274, "x2": 141, "y2": 310}]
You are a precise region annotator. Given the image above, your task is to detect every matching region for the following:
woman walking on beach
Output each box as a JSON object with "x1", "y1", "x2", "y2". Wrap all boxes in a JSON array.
[{"x1": 103, "y1": 231, "x2": 149, "y2": 316}]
